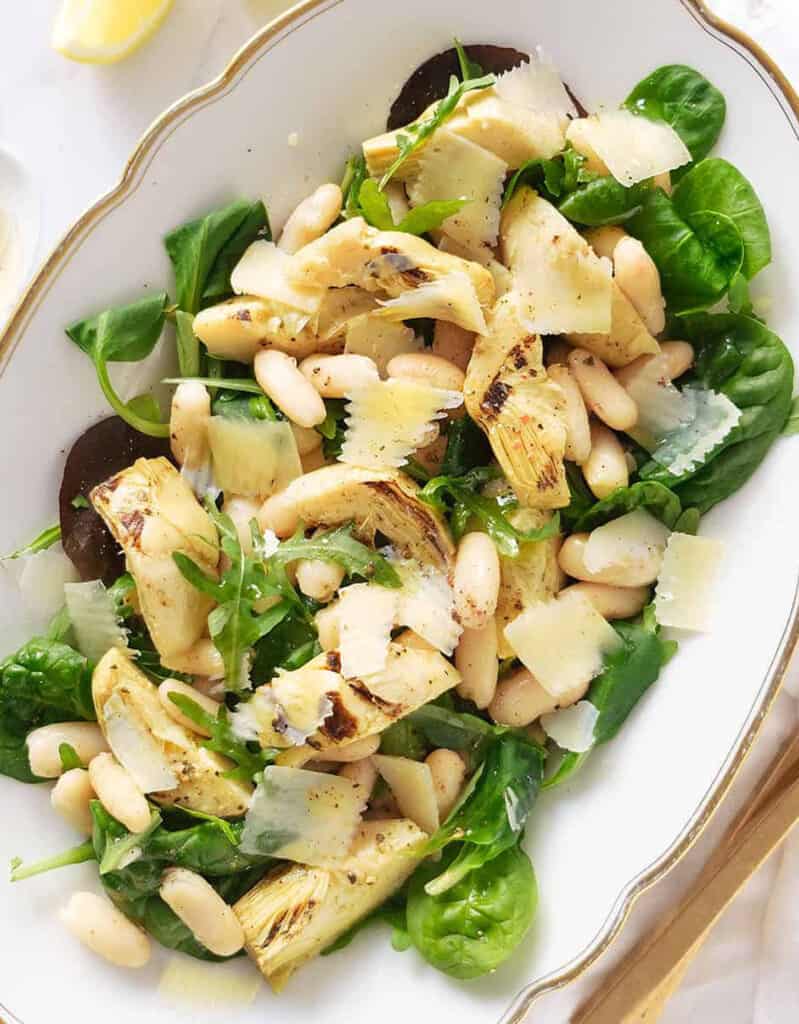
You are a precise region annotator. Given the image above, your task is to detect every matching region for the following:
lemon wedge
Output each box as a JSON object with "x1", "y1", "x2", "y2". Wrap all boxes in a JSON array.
[{"x1": 51, "y1": 0, "x2": 173, "y2": 64}]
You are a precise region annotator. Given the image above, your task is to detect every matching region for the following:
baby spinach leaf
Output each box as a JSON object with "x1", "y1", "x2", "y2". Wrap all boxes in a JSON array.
[
  {"x1": 165, "y1": 199, "x2": 267, "y2": 315},
  {"x1": 66, "y1": 293, "x2": 170, "y2": 437},
  {"x1": 782, "y1": 395, "x2": 799, "y2": 436},
  {"x1": 423, "y1": 732, "x2": 544, "y2": 894},
  {"x1": 625, "y1": 64, "x2": 726, "y2": 166},
  {"x1": 0, "y1": 638, "x2": 95, "y2": 782},
  {"x1": 380, "y1": 71, "x2": 496, "y2": 188},
  {"x1": 640, "y1": 313, "x2": 794, "y2": 511},
  {"x1": 408, "y1": 703, "x2": 498, "y2": 768},
  {"x1": 379, "y1": 718, "x2": 429, "y2": 760},
  {"x1": 1, "y1": 522, "x2": 61, "y2": 560},
  {"x1": 407, "y1": 844, "x2": 537, "y2": 979},
  {"x1": 175, "y1": 309, "x2": 201, "y2": 377},
  {"x1": 558, "y1": 176, "x2": 650, "y2": 227},
  {"x1": 572, "y1": 480, "x2": 683, "y2": 533},
  {"x1": 671, "y1": 158, "x2": 770, "y2": 280},
  {"x1": 420, "y1": 467, "x2": 559, "y2": 556},
  {"x1": 167, "y1": 692, "x2": 276, "y2": 783}
]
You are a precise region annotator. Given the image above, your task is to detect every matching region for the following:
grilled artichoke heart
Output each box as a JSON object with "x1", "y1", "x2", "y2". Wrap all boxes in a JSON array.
[
  {"x1": 495, "y1": 506, "x2": 564, "y2": 658},
  {"x1": 267, "y1": 463, "x2": 456, "y2": 572},
  {"x1": 234, "y1": 819, "x2": 425, "y2": 990},
  {"x1": 465, "y1": 290, "x2": 569, "y2": 509},
  {"x1": 252, "y1": 635, "x2": 460, "y2": 761},
  {"x1": 565, "y1": 278, "x2": 661, "y2": 368},
  {"x1": 286, "y1": 217, "x2": 494, "y2": 330},
  {"x1": 92, "y1": 648, "x2": 252, "y2": 817},
  {"x1": 193, "y1": 287, "x2": 378, "y2": 364},
  {"x1": 91, "y1": 457, "x2": 218, "y2": 662}
]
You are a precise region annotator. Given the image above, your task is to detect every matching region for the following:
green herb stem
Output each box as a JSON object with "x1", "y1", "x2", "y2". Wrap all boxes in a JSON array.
[{"x1": 10, "y1": 840, "x2": 96, "y2": 882}]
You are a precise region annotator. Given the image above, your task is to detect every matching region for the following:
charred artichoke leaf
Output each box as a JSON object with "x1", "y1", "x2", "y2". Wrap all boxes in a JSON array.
[
  {"x1": 92, "y1": 648, "x2": 252, "y2": 817},
  {"x1": 234, "y1": 819, "x2": 426, "y2": 990},
  {"x1": 91, "y1": 457, "x2": 218, "y2": 661}
]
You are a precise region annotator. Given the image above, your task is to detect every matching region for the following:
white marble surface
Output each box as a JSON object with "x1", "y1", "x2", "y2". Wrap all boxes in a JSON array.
[{"x1": 2, "y1": 2, "x2": 799, "y2": 1021}]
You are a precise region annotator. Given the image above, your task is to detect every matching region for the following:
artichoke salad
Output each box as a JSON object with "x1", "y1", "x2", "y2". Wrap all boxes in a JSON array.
[{"x1": 2, "y1": 41, "x2": 795, "y2": 990}]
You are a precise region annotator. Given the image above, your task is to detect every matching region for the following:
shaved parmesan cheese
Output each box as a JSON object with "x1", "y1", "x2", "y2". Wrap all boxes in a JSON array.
[
  {"x1": 340, "y1": 378, "x2": 462, "y2": 471},
  {"x1": 240, "y1": 765, "x2": 365, "y2": 865},
  {"x1": 391, "y1": 558, "x2": 461, "y2": 655},
  {"x1": 231, "y1": 240, "x2": 324, "y2": 315},
  {"x1": 180, "y1": 460, "x2": 219, "y2": 503},
  {"x1": 228, "y1": 698, "x2": 262, "y2": 744},
  {"x1": 408, "y1": 130, "x2": 507, "y2": 251},
  {"x1": 344, "y1": 314, "x2": 422, "y2": 375},
  {"x1": 374, "y1": 271, "x2": 487, "y2": 334},
  {"x1": 494, "y1": 51, "x2": 577, "y2": 118},
  {"x1": 504, "y1": 589, "x2": 623, "y2": 698},
  {"x1": 502, "y1": 190, "x2": 613, "y2": 334},
  {"x1": 372, "y1": 754, "x2": 439, "y2": 835},
  {"x1": 64, "y1": 580, "x2": 128, "y2": 663},
  {"x1": 17, "y1": 546, "x2": 79, "y2": 621},
  {"x1": 655, "y1": 532, "x2": 725, "y2": 630},
  {"x1": 271, "y1": 668, "x2": 336, "y2": 745},
  {"x1": 337, "y1": 583, "x2": 397, "y2": 678},
  {"x1": 566, "y1": 110, "x2": 691, "y2": 187},
  {"x1": 208, "y1": 416, "x2": 302, "y2": 497},
  {"x1": 541, "y1": 700, "x2": 599, "y2": 753},
  {"x1": 103, "y1": 690, "x2": 178, "y2": 793},
  {"x1": 584, "y1": 510, "x2": 671, "y2": 575},
  {"x1": 624, "y1": 362, "x2": 741, "y2": 475}
]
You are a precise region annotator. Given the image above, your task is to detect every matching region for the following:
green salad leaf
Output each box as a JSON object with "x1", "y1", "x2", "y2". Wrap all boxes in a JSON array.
[
  {"x1": 380, "y1": 71, "x2": 496, "y2": 188},
  {"x1": 572, "y1": 480, "x2": 684, "y2": 533},
  {"x1": 1, "y1": 523, "x2": 62, "y2": 560},
  {"x1": 0, "y1": 638, "x2": 95, "y2": 782},
  {"x1": 355, "y1": 179, "x2": 469, "y2": 236},
  {"x1": 66, "y1": 293, "x2": 170, "y2": 437},
  {"x1": 782, "y1": 396, "x2": 799, "y2": 436},
  {"x1": 270, "y1": 523, "x2": 402, "y2": 588},
  {"x1": 558, "y1": 176, "x2": 652, "y2": 227},
  {"x1": 454, "y1": 38, "x2": 484, "y2": 81},
  {"x1": 639, "y1": 313, "x2": 794, "y2": 512},
  {"x1": 175, "y1": 309, "x2": 201, "y2": 377},
  {"x1": 625, "y1": 64, "x2": 726, "y2": 167},
  {"x1": 406, "y1": 844, "x2": 537, "y2": 979}
]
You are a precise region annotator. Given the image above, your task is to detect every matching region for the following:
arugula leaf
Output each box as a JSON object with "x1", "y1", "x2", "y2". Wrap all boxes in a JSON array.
[
  {"x1": 71, "y1": 495, "x2": 91, "y2": 510},
  {"x1": 419, "y1": 467, "x2": 560, "y2": 557},
  {"x1": 251, "y1": 613, "x2": 319, "y2": 685},
  {"x1": 0, "y1": 638, "x2": 95, "y2": 782},
  {"x1": 625, "y1": 64, "x2": 726, "y2": 167},
  {"x1": 639, "y1": 313, "x2": 794, "y2": 512},
  {"x1": 163, "y1": 376, "x2": 264, "y2": 394},
  {"x1": 440, "y1": 418, "x2": 493, "y2": 476},
  {"x1": 212, "y1": 389, "x2": 277, "y2": 421},
  {"x1": 168, "y1": 692, "x2": 275, "y2": 783},
  {"x1": 66, "y1": 293, "x2": 170, "y2": 437},
  {"x1": 454, "y1": 38, "x2": 484, "y2": 80},
  {"x1": 271, "y1": 523, "x2": 402, "y2": 588},
  {"x1": 380, "y1": 72, "x2": 496, "y2": 188},
  {"x1": 1, "y1": 522, "x2": 61, "y2": 560},
  {"x1": 165, "y1": 199, "x2": 268, "y2": 315},
  {"x1": 356, "y1": 179, "x2": 469, "y2": 236},
  {"x1": 58, "y1": 742, "x2": 83, "y2": 771},
  {"x1": 341, "y1": 154, "x2": 369, "y2": 218},
  {"x1": 173, "y1": 503, "x2": 294, "y2": 689}
]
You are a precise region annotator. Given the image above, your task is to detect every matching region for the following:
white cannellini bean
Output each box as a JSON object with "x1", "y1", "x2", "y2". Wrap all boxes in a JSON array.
[
  {"x1": 558, "y1": 532, "x2": 661, "y2": 587},
  {"x1": 387, "y1": 352, "x2": 465, "y2": 392},
  {"x1": 582, "y1": 421, "x2": 629, "y2": 500},
  {"x1": 88, "y1": 753, "x2": 151, "y2": 834},
  {"x1": 453, "y1": 532, "x2": 501, "y2": 630},
  {"x1": 170, "y1": 382, "x2": 211, "y2": 470},
  {"x1": 277, "y1": 183, "x2": 343, "y2": 254},
  {"x1": 296, "y1": 558, "x2": 346, "y2": 603},
  {"x1": 547, "y1": 364, "x2": 591, "y2": 464},
  {"x1": 338, "y1": 757, "x2": 378, "y2": 799},
  {"x1": 315, "y1": 603, "x2": 340, "y2": 651},
  {"x1": 222, "y1": 495, "x2": 261, "y2": 555},
  {"x1": 432, "y1": 320, "x2": 475, "y2": 372},
  {"x1": 614, "y1": 341, "x2": 695, "y2": 390},
  {"x1": 559, "y1": 582, "x2": 650, "y2": 620},
  {"x1": 26, "y1": 722, "x2": 109, "y2": 779},
  {"x1": 425, "y1": 749, "x2": 467, "y2": 819},
  {"x1": 257, "y1": 488, "x2": 300, "y2": 537},
  {"x1": 254, "y1": 349, "x2": 326, "y2": 428},
  {"x1": 291, "y1": 422, "x2": 323, "y2": 456},
  {"x1": 544, "y1": 339, "x2": 574, "y2": 367},
  {"x1": 160, "y1": 868, "x2": 245, "y2": 957},
  {"x1": 585, "y1": 225, "x2": 627, "y2": 261},
  {"x1": 61, "y1": 892, "x2": 151, "y2": 968},
  {"x1": 51, "y1": 768, "x2": 96, "y2": 836},
  {"x1": 317, "y1": 734, "x2": 381, "y2": 763},
  {"x1": 158, "y1": 679, "x2": 221, "y2": 737},
  {"x1": 489, "y1": 668, "x2": 587, "y2": 727},
  {"x1": 299, "y1": 353, "x2": 379, "y2": 397},
  {"x1": 455, "y1": 618, "x2": 499, "y2": 709},
  {"x1": 568, "y1": 348, "x2": 638, "y2": 432},
  {"x1": 613, "y1": 235, "x2": 666, "y2": 336},
  {"x1": 162, "y1": 639, "x2": 224, "y2": 680}
]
